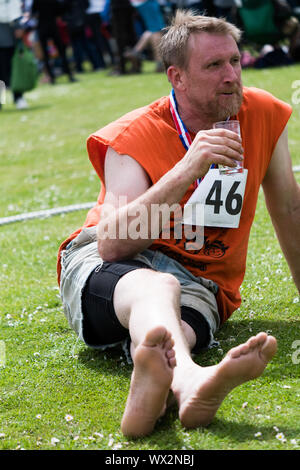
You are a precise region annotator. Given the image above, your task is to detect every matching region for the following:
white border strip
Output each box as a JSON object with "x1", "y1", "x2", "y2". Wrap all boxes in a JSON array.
[
  {"x1": 0, "y1": 202, "x2": 95, "y2": 226},
  {"x1": 0, "y1": 164, "x2": 300, "y2": 227}
]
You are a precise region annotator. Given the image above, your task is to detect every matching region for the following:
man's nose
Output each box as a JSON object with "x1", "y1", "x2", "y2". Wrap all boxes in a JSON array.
[{"x1": 223, "y1": 63, "x2": 240, "y2": 82}]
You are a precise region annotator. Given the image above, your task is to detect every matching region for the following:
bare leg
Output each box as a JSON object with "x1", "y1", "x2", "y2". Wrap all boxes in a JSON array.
[
  {"x1": 113, "y1": 269, "x2": 188, "y2": 437},
  {"x1": 112, "y1": 268, "x2": 277, "y2": 435},
  {"x1": 149, "y1": 31, "x2": 163, "y2": 68},
  {"x1": 132, "y1": 31, "x2": 152, "y2": 54}
]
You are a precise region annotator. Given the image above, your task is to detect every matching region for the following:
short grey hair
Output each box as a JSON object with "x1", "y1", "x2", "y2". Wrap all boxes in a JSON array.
[{"x1": 158, "y1": 9, "x2": 242, "y2": 71}]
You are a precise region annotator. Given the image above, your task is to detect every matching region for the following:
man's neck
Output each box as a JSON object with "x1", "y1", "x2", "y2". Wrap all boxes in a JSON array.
[
  {"x1": 176, "y1": 98, "x2": 217, "y2": 133},
  {"x1": 178, "y1": 107, "x2": 213, "y2": 133}
]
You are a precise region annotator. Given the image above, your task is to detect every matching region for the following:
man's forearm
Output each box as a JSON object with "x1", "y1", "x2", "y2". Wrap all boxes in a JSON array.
[{"x1": 97, "y1": 159, "x2": 194, "y2": 262}]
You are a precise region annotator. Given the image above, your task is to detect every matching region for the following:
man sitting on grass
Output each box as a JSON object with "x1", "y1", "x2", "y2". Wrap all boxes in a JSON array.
[{"x1": 57, "y1": 10, "x2": 300, "y2": 437}]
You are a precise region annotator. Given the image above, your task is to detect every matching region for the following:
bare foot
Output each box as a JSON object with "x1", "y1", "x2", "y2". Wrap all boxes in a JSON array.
[
  {"x1": 121, "y1": 326, "x2": 176, "y2": 437},
  {"x1": 173, "y1": 332, "x2": 277, "y2": 429}
]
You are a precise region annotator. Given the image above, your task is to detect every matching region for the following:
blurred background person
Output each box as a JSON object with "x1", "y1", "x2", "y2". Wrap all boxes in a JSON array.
[
  {"x1": 63, "y1": 0, "x2": 100, "y2": 72},
  {"x1": 0, "y1": 0, "x2": 28, "y2": 109},
  {"x1": 31, "y1": 0, "x2": 76, "y2": 83},
  {"x1": 213, "y1": 0, "x2": 238, "y2": 23},
  {"x1": 125, "y1": 0, "x2": 166, "y2": 72},
  {"x1": 110, "y1": 0, "x2": 139, "y2": 74},
  {"x1": 85, "y1": 0, "x2": 115, "y2": 69},
  {"x1": 175, "y1": 0, "x2": 205, "y2": 14}
]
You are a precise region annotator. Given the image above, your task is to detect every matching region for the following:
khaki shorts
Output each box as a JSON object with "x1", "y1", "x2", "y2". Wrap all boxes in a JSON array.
[{"x1": 59, "y1": 227, "x2": 221, "y2": 357}]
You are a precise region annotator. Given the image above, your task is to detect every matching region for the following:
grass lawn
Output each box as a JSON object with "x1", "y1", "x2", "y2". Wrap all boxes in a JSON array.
[{"x1": 0, "y1": 61, "x2": 300, "y2": 451}]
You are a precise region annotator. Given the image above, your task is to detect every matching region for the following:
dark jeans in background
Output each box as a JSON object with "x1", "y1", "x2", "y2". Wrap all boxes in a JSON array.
[
  {"x1": 0, "y1": 46, "x2": 23, "y2": 105},
  {"x1": 38, "y1": 22, "x2": 73, "y2": 81},
  {"x1": 85, "y1": 13, "x2": 115, "y2": 68},
  {"x1": 111, "y1": 7, "x2": 137, "y2": 73}
]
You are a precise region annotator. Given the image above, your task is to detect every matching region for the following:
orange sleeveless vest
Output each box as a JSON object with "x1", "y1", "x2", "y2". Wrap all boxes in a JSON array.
[{"x1": 57, "y1": 87, "x2": 292, "y2": 323}]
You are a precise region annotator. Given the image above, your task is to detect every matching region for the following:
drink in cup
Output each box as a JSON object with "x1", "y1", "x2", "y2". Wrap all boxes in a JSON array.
[{"x1": 213, "y1": 120, "x2": 244, "y2": 175}]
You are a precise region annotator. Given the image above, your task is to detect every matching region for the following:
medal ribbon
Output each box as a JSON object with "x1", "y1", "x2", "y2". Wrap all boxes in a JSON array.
[{"x1": 169, "y1": 89, "x2": 217, "y2": 188}]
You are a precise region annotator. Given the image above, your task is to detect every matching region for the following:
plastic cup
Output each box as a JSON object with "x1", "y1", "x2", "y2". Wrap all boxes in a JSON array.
[{"x1": 213, "y1": 120, "x2": 244, "y2": 175}]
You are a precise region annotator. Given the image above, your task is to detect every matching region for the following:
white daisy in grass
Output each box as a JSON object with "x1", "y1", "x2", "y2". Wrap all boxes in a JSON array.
[
  {"x1": 276, "y1": 433, "x2": 287, "y2": 443},
  {"x1": 65, "y1": 414, "x2": 74, "y2": 422}
]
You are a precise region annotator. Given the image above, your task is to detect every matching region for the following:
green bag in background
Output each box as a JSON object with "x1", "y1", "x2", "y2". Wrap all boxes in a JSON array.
[{"x1": 10, "y1": 41, "x2": 39, "y2": 94}]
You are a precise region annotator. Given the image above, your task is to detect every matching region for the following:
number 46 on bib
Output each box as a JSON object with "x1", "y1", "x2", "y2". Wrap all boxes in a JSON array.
[{"x1": 183, "y1": 169, "x2": 248, "y2": 229}]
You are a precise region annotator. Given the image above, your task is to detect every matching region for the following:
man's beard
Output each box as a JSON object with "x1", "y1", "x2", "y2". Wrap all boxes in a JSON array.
[
  {"x1": 195, "y1": 86, "x2": 244, "y2": 125},
  {"x1": 213, "y1": 87, "x2": 244, "y2": 121}
]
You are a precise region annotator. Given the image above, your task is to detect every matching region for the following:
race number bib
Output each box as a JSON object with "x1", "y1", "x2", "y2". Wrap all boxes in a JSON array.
[{"x1": 183, "y1": 169, "x2": 248, "y2": 228}]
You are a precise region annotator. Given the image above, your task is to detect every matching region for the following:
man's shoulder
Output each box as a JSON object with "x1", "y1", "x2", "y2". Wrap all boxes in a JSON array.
[
  {"x1": 91, "y1": 95, "x2": 170, "y2": 140},
  {"x1": 241, "y1": 86, "x2": 291, "y2": 110},
  {"x1": 240, "y1": 86, "x2": 292, "y2": 119},
  {"x1": 242, "y1": 86, "x2": 277, "y2": 107}
]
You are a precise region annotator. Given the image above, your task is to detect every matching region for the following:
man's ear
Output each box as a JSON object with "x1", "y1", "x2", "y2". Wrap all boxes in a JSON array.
[{"x1": 167, "y1": 65, "x2": 186, "y2": 92}]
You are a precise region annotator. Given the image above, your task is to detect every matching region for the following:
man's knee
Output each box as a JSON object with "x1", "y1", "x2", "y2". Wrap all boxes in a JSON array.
[
  {"x1": 155, "y1": 272, "x2": 181, "y2": 295},
  {"x1": 113, "y1": 269, "x2": 181, "y2": 325},
  {"x1": 128, "y1": 269, "x2": 181, "y2": 300}
]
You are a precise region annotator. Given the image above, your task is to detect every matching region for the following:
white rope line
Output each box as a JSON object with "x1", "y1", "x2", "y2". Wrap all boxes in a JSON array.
[
  {"x1": 1, "y1": 166, "x2": 300, "y2": 227},
  {"x1": 0, "y1": 202, "x2": 95, "y2": 226}
]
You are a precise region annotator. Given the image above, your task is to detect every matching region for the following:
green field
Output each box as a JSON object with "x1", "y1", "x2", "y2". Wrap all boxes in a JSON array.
[{"x1": 0, "y1": 62, "x2": 299, "y2": 450}]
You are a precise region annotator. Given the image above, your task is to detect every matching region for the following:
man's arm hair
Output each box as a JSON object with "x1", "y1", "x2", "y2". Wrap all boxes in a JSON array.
[{"x1": 96, "y1": 146, "x2": 193, "y2": 262}]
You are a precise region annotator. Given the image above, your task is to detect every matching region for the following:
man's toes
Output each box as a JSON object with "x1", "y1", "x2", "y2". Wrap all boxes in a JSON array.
[
  {"x1": 168, "y1": 356, "x2": 177, "y2": 368},
  {"x1": 164, "y1": 337, "x2": 175, "y2": 350},
  {"x1": 229, "y1": 343, "x2": 249, "y2": 359},
  {"x1": 246, "y1": 333, "x2": 268, "y2": 352},
  {"x1": 165, "y1": 346, "x2": 176, "y2": 368},
  {"x1": 247, "y1": 335, "x2": 260, "y2": 350},
  {"x1": 166, "y1": 348, "x2": 175, "y2": 358},
  {"x1": 228, "y1": 345, "x2": 242, "y2": 359},
  {"x1": 255, "y1": 332, "x2": 268, "y2": 346},
  {"x1": 261, "y1": 335, "x2": 277, "y2": 360},
  {"x1": 163, "y1": 329, "x2": 172, "y2": 343}
]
